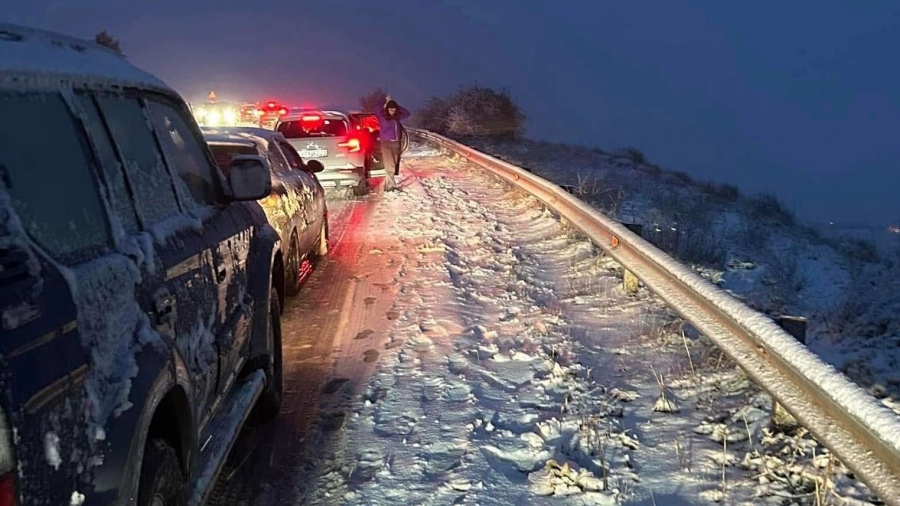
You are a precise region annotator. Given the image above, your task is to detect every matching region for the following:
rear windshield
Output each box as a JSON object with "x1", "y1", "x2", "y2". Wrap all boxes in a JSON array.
[
  {"x1": 208, "y1": 144, "x2": 258, "y2": 173},
  {"x1": 277, "y1": 118, "x2": 348, "y2": 138}
]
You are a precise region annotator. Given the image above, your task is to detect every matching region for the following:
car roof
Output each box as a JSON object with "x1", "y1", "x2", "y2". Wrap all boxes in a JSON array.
[
  {"x1": 202, "y1": 131, "x2": 266, "y2": 150},
  {"x1": 282, "y1": 108, "x2": 350, "y2": 122},
  {"x1": 0, "y1": 23, "x2": 172, "y2": 93},
  {"x1": 201, "y1": 126, "x2": 287, "y2": 142}
]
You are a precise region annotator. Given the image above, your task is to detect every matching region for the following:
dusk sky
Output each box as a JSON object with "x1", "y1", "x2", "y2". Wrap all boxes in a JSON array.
[{"x1": 6, "y1": 1, "x2": 900, "y2": 225}]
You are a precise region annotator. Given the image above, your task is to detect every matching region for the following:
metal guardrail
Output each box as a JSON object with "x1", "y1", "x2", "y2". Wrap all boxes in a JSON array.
[{"x1": 413, "y1": 129, "x2": 900, "y2": 505}]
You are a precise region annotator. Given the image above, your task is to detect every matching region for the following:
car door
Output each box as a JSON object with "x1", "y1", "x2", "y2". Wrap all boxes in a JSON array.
[
  {"x1": 144, "y1": 97, "x2": 258, "y2": 402},
  {"x1": 93, "y1": 92, "x2": 223, "y2": 428},
  {"x1": 0, "y1": 89, "x2": 131, "y2": 504}
]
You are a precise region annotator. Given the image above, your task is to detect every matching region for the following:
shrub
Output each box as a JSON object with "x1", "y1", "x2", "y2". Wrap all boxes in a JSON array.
[
  {"x1": 413, "y1": 86, "x2": 525, "y2": 140},
  {"x1": 746, "y1": 193, "x2": 795, "y2": 226},
  {"x1": 616, "y1": 147, "x2": 647, "y2": 165},
  {"x1": 699, "y1": 181, "x2": 741, "y2": 202},
  {"x1": 358, "y1": 87, "x2": 389, "y2": 113},
  {"x1": 669, "y1": 170, "x2": 695, "y2": 186}
]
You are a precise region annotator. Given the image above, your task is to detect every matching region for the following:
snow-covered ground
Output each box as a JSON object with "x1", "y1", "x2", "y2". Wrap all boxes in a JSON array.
[
  {"x1": 256, "y1": 142, "x2": 884, "y2": 505},
  {"x1": 467, "y1": 138, "x2": 900, "y2": 413}
]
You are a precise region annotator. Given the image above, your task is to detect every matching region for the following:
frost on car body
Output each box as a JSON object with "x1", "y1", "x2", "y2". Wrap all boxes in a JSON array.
[{"x1": 0, "y1": 22, "x2": 284, "y2": 505}]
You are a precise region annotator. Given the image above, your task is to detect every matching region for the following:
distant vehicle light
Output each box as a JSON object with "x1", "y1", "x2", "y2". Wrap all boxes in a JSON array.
[{"x1": 206, "y1": 110, "x2": 222, "y2": 126}]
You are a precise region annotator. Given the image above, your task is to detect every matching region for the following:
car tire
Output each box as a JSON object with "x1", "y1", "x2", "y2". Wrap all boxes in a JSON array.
[
  {"x1": 353, "y1": 169, "x2": 369, "y2": 197},
  {"x1": 285, "y1": 233, "x2": 301, "y2": 296},
  {"x1": 315, "y1": 220, "x2": 329, "y2": 257},
  {"x1": 254, "y1": 287, "x2": 283, "y2": 422},
  {"x1": 138, "y1": 438, "x2": 185, "y2": 506}
]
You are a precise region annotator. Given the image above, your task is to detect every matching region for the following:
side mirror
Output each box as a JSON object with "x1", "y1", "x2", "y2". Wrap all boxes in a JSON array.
[
  {"x1": 304, "y1": 160, "x2": 325, "y2": 173},
  {"x1": 227, "y1": 155, "x2": 272, "y2": 201}
]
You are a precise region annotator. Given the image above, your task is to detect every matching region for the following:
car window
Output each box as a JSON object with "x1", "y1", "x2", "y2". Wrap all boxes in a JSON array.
[
  {"x1": 0, "y1": 92, "x2": 111, "y2": 263},
  {"x1": 97, "y1": 95, "x2": 181, "y2": 226},
  {"x1": 146, "y1": 99, "x2": 220, "y2": 207},
  {"x1": 276, "y1": 139, "x2": 304, "y2": 170},
  {"x1": 266, "y1": 142, "x2": 291, "y2": 176},
  {"x1": 74, "y1": 93, "x2": 140, "y2": 237},
  {"x1": 277, "y1": 118, "x2": 348, "y2": 138},
  {"x1": 208, "y1": 144, "x2": 259, "y2": 174}
]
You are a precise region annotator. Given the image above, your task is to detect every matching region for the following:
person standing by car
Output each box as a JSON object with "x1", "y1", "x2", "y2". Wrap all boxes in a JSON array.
[{"x1": 375, "y1": 95, "x2": 410, "y2": 192}]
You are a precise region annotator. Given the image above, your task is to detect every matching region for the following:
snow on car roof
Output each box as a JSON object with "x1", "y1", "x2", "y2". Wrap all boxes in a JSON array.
[
  {"x1": 202, "y1": 131, "x2": 268, "y2": 149},
  {"x1": 201, "y1": 126, "x2": 286, "y2": 142},
  {"x1": 0, "y1": 23, "x2": 171, "y2": 92},
  {"x1": 280, "y1": 109, "x2": 350, "y2": 121}
]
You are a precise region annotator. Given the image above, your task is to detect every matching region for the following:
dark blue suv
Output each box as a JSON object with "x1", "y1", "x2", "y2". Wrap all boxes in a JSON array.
[{"x1": 0, "y1": 24, "x2": 286, "y2": 505}]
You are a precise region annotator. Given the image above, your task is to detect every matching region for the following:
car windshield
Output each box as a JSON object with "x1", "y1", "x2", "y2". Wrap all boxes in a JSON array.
[
  {"x1": 208, "y1": 143, "x2": 259, "y2": 174},
  {"x1": 277, "y1": 118, "x2": 348, "y2": 138}
]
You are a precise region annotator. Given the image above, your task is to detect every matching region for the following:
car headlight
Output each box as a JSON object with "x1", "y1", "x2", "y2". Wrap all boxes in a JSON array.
[
  {"x1": 224, "y1": 109, "x2": 237, "y2": 124},
  {"x1": 206, "y1": 110, "x2": 221, "y2": 126}
]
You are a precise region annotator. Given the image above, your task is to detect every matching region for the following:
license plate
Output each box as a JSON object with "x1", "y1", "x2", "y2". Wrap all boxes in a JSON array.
[{"x1": 299, "y1": 149, "x2": 327, "y2": 158}]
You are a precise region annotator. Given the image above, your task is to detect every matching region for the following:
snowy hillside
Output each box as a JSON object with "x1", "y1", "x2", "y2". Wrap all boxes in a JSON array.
[{"x1": 464, "y1": 138, "x2": 900, "y2": 414}]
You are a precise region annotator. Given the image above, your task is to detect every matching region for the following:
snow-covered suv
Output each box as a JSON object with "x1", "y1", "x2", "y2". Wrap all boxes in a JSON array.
[{"x1": 0, "y1": 24, "x2": 286, "y2": 505}]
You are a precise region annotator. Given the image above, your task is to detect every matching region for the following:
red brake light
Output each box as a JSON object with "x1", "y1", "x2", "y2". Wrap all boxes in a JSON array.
[
  {"x1": 339, "y1": 138, "x2": 361, "y2": 153},
  {"x1": 0, "y1": 474, "x2": 15, "y2": 506},
  {"x1": 278, "y1": 108, "x2": 288, "y2": 115},
  {"x1": 301, "y1": 114, "x2": 321, "y2": 122},
  {"x1": 267, "y1": 102, "x2": 276, "y2": 108}
]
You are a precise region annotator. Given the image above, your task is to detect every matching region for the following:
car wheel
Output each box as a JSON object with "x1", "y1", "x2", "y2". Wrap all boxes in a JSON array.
[
  {"x1": 363, "y1": 154, "x2": 371, "y2": 178},
  {"x1": 285, "y1": 233, "x2": 301, "y2": 296},
  {"x1": 315, "y1": 219, "x2": 329, "y2": 257},
  {"x1": 254, "y1": 287, "x2": 283, "y2": 422},
  {"x1": 353, "y1": 170, "x2": 369, "y2": 197},
  {"x1": 138, "y1": 439, "x2": 185, "y2": 506}
]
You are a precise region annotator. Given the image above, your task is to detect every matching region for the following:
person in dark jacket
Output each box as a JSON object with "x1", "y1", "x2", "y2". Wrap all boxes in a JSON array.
[{"x1": 375, "y1": 95, "x2": 410, "y2": 192}]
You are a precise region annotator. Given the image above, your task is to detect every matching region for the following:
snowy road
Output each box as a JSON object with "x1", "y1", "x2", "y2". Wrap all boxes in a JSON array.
[{"x1": 208, "y1": 143, "x2": 878, "y2": 505}]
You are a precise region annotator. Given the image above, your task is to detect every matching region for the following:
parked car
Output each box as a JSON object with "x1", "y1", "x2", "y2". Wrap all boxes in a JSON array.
[
  {"x1": 202, "y1": 126, "x2": 329, "y2": 295},
  {"x1": 275, "y1": 109, "x2": 370, "y2": 196},
  {"x1": 0, "y1": 23, "x2": 286, "y2": 505},
  {"x1": 256, "y1": 101, "x2": 288, "y2": 130}
]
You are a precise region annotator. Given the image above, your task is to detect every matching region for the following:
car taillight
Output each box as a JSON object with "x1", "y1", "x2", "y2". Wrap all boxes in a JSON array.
[
  {"x1": 339, "y1": 138, "x2": 361, "y2": 153},
  {"x1": 301, "y1": 115, "x2": 321, "y2": 122},
  {"x1": 0, "y1": 474, "x2": 14, "y2": 506},
  {"x1": 0, "y1": 406, "x2": 15, "y2": 506},
  {"x1": 278, "y1": 108, "x2": 287, "y2": 115}
]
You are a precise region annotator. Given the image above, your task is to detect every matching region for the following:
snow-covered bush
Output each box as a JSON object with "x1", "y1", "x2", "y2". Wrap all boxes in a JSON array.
[
  {"x1": 414, "y1": 86, "x2": 526, "y2": 140},
  {"x1": 358, "y1": 87, "x2": 388, "y2": 113}
]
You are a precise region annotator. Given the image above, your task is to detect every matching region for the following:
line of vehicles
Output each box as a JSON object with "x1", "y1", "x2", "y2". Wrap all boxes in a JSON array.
[
  {"x1": 193, "y1": 98, "x2": 410, "y2": 196},
  {"x1": 0, "y1": 23, "x2": 352, "y2": 505}
]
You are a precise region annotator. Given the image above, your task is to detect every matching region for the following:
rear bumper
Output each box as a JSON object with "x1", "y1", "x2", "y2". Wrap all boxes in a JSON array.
[{"x1": 317, "y1": 167, "x2": 363, "y2": 188}]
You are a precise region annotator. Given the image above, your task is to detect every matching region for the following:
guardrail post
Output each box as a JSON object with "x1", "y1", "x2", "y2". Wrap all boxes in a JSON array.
[
  {"x1": 771, "y1": 315, "x2": 808, "y2": 432},
  {"x1": 621, "y1": 224, "x2": 643, "y2": 294}
]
